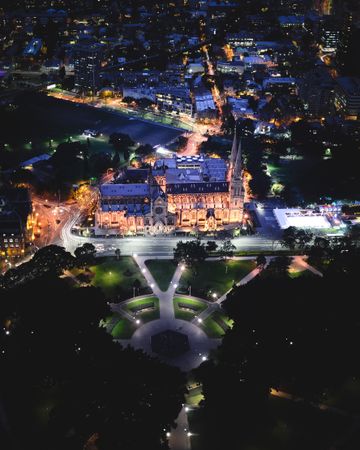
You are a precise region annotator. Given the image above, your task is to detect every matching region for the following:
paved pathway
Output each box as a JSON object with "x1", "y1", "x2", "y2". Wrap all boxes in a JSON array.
[
  {"x1": 111, "y1": 255, "x2": 220, "y2": 372},
  {"x1": 169, "y1": 405, "x2": 191, "y2": 450},
  {"x1": 291, "y1": 255, "x2": 323, "y2": 277}
]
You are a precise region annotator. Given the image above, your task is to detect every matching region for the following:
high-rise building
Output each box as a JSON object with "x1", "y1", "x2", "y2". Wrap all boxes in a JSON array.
[
  {"x1": 336, "y1": 12, "x2": 354, "y2": 73},
  {"x1": 73, "y1": 42, "x2": 105, "y2": 94},
  {"x1": 300, "y1": 67, "x2": 335, "y2": 118},
  {"x1": 320, "y1": 18, "x2": 341, "y2": 53},
  {"x1": 334, "y1": 76, "x2": 360, "y2": 120}
]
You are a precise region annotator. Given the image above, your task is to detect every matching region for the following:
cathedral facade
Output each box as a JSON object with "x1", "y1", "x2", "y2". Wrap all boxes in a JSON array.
[{"x1": 95, "y1": 133, "x2": 244, "y2": 235}]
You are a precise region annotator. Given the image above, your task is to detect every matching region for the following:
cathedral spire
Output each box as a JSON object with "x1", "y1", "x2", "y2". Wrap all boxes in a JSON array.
[
  {"x1": 233, "y1": 138, "x2": 242, "y2": 179},
  {"x1": 230, "y1": 126, "x2": 238, "y2": 168}
]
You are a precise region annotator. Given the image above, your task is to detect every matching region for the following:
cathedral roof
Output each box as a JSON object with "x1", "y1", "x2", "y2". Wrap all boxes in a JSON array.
[{"x1": 100, "y1": 183, "x2": 150, "y2": 197}]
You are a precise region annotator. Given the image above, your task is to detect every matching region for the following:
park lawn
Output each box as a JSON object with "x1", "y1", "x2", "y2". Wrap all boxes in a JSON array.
[
  {"x1": 185, "y1": 385, "x2": 204, "y2": 407},
  {"x1": 111, "y1": 317, "x2": 136, "y2": 339},
  {"x1": 173, "y1": 297, "x2": 208, "y2": 321},
  {"x1": 201, "y1": 311, "x2": 233, "y2": 339},
  {"x1": 267, "y1": 159, "x2": 313, "y2": 186},
  {"x1": 288, "y1": 269, "x2": 305, "y2": 279},
  {"x1": 123, "y1": 296, "x2": 160, "y2": 323},
  {"x1": 179, "y1": 259, "x2": 255, "y2": 298},
  {"x1": 89, "y1": 256, "x2": 148, "y2": 298},
  {"x1": 289, "y1": 270, "x2": 316, "y2": 279},
  {"x1": 144, "y1": 259, "x2": 177, "y2": 291},
  {"x1": 99, "y1": 314, "x2": 115, "y2": 328}
]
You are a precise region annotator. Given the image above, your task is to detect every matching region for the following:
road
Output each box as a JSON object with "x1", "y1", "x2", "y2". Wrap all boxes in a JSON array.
[
  {"x1": 60, "y1": 214, "x2": 279, "y2": 256},
  {"x1": 32, "y1": 196, "x2": 79, "y2": 249}
]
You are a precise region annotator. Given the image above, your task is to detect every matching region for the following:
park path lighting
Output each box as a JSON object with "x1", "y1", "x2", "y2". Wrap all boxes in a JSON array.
[
  {"x1": 136, "y1": 319, "x2": 141, "y2": 325},
  {"x1": 174, "y1": 283, "x2": 178, "y2": 288},
  {"x1": 202, "y1": 356, "x2": 207, "y2": 361},
  {"x1": 180, "y1": 265, "x2": 186, "y2": 271},
  {"x1": 197, "y1": 317, "x2": 202, "y2": 323},
  {"x1": 142, "y1": 268, "x2": 146, "y2": 273},
  {"x1": 212, "y1": 292, "x2": 218, "y2": 299}
]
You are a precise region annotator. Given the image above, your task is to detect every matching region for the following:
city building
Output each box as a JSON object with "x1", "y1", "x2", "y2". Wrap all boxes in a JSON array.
[
  {"x1": 0, "y1": 188, "x2": 32, "y2": 259},
  {"x1": 299, "y1": 67, "x2": 335, "y2": 118},
  {"x1": 278, "y1": 15, "x2": 305, "y2": 28},
  {"x1": 334, "y1": 76, "x2": 360, "y2": 120},
  {"x1": 320, "y1": 19, "x2": 341, "y2": 53},
  {"x1": 263, "y1": 77, "x2": 298, "y2": 96},
  {"x1": 95, "y1": 133, "x2": 244, "y2": 235},
  {"x1": 193, "y1": 88, "x2": 217, "y2": 120},
  {"x1": 217, "y1": 60, "x2": 245, "y2": 76},
  {"x1": 73, "y1": 42, "x2": 105, "y2": 94},
  {"x1": 273, "y1": 208, "x2": 331, "y2": 229},
  {"x1": 155, "y1": 87, "x2": 193, "y2": 117}
]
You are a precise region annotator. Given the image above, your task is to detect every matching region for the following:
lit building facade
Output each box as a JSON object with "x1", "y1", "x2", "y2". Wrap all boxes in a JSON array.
[
  {"x1": 95, "y1": 134, "x2": 244, "y2": 235},
  {"x1": 0, "y1": 188, "x2": 32, "y2": 259},
  {"x1": 73, "y1": 42, "x2": 105, "y2": 94}
]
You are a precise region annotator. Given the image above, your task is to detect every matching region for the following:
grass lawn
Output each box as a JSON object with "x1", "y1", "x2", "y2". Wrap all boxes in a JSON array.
[
  {"x1": 89, "y1": 256, "x2": 148, "y2": 299},
  {"x1": 178, "y1": 259, "x2": 255, "y2": 299},
  {"x1": 173, "y1": 296, "x2": 208, "y2": 321},
  {"x1": 111, "y1": 317, "x2": 136, "y2": 339},
  {"x1": 201, "y1": 311, "x2": 233, "y2": 338},
  {"x1": 289, "y1": 270, "x2": 316, "y2": 279},
  {"x1": 185, "y1": 385, "x2": 204, "y2": 407},
  {"x1": 267, "y1": 159, "x2": 313, "y2": 187},
  {"x1": 123, "y1": 296, "x2": 160, "y2": 323},
  {"x1": 144, "y1": 259, "x2": 177, "y2": 291}
]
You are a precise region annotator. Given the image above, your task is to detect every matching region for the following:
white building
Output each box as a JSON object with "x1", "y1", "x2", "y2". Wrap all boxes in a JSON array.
[{"x1": 273, "y1": 209, "x2": 331, "y2": 229}]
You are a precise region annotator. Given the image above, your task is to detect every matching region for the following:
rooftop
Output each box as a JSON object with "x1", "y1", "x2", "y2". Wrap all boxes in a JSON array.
[{"x1": 100, "y1": 184, "x2": 150, "y2": 197}]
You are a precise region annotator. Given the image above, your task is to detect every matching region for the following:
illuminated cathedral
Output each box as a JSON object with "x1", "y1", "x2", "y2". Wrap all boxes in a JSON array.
[{"x1": 95, "y1": 132, "x2": 244, "y2": 235}]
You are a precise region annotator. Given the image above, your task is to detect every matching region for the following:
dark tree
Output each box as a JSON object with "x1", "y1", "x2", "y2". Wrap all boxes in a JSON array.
[
  {"x1": 173, "y1": 240, "x2": 209, "y2": 267},
  {"x1": 0, "y1": 274, "x2": 186, "y2": 450},
  {"x1": 218, "y1": 239, "x2": 235, "y2": 260},
  {"x1": 74, "y1": 243, "x2": 97, "y2": 267}
]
